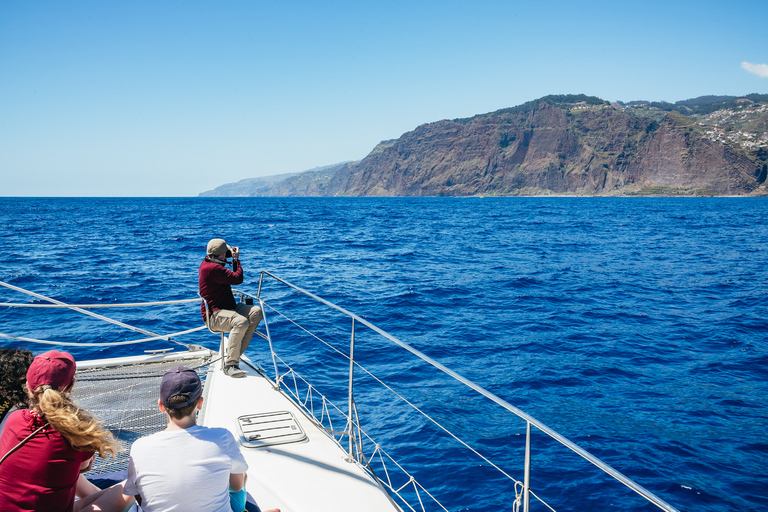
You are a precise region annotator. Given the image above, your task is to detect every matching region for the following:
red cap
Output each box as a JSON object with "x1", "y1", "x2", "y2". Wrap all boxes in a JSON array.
[{"x1": 26, "y1": 350, "x2": 76, "y2": 392}]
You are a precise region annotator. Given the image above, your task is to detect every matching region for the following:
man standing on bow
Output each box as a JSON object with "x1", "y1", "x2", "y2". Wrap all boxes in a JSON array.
[{"x1": 199, "y1": 238, "x2": 263, "y2": 378}]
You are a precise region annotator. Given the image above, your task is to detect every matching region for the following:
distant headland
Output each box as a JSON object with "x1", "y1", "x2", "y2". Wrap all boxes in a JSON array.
[{"x1": 200, "y1": 94, "x2": 768, "y2": 197}]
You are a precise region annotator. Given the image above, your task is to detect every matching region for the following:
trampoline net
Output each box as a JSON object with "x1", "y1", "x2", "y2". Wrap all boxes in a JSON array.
[{"x1": 73, "y1": 354, "x2": 216, "y2": 475}]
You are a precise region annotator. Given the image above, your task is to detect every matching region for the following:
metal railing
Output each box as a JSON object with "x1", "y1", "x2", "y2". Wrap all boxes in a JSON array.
[
  {"x1": 250, "y1": 271, "x2": 680, "y2": 512},
  {"x1": 262, "y1": 350, "x2": 446, "y2": 512},
  {"x1": 0, "y1": 277, "x2": 680, "y2": 511},
  {"x1": 0, "y1": 281, "x2": 205, "y2": 348}
]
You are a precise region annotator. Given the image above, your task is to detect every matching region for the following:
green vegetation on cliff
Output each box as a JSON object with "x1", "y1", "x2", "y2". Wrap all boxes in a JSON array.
[
  {"x1": 454, "y1": 94, "x2": 610, "y2": 124},
  {"x1": 625, "y1": 93, "x2": 768, "y2": 116}
]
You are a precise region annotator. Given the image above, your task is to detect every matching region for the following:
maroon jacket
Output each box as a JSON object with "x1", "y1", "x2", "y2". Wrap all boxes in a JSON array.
[{"x1": 199, "y1": 257, "x2": 244, "y2": 321}]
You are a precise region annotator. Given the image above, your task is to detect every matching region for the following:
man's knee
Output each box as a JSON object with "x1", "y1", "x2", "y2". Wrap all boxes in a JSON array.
[
  {"x1": 236, "y1": 304, "x2": 262, "y2": 324},
  {"x1": 249, "y1": 306, "x2": 263, "y2": 323},
  {"x1": 231, "y1": 315, "x2": 249, "y2": 330}
]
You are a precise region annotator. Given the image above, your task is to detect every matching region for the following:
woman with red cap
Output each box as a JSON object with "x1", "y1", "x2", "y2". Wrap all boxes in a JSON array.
[{"x1": 0, "y1": 350, "x2": 135, "y2": 512}]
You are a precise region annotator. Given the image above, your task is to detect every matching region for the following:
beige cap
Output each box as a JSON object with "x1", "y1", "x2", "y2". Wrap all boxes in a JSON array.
[{"x1": 206, "y1": 238, "x2": 232, "y2": 257}]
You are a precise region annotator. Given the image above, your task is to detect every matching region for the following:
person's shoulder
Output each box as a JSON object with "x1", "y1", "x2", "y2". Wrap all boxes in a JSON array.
[
  {"x1": 6, "y1": 408, "x2": 32, "y2": 426},
  {"x1": 0, "y1": 409, "x2": 32, "y2": 438},
  {"x1": 190, "y1": 425, "x2": 237, "y2": 442},
  {"x1": 129, "y1": 434, "x2": 150, "y2": 451},
  {"x1": 130, "y1": 429, "x2": 170, "y2": 451},
  {"x1": 191, "y1": 424, "x2": 230, "y2": 435},
  {"x1": 200, "y1": 259, "x2": 228, "y2": 273}
]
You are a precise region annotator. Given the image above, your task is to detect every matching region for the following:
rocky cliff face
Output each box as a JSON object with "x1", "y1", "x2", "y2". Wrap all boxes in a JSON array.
[
  {"x1": 324, "y1": 103, "x2": 766, "y2": 196},
  {"x1": 199, "y1": 95, "x2": 768, "y2": 197},
  {"x1": 624, "y1": 114, "x2": 765, "y2": 194}
]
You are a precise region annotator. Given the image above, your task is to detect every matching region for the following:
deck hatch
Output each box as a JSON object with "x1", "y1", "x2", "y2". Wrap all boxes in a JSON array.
[{"x1": 237, "y1": 411, "x2": 307, "y2": 448}]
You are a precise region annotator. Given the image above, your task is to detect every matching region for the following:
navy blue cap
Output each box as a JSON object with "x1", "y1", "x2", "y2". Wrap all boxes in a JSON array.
[{"x1": 160, "y1": 366, "x2": 202, "y2": 409}]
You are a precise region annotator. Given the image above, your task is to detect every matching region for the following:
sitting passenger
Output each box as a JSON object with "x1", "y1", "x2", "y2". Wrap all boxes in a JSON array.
[
  {"x1": 0, "y1": 350, "x2": 135, "y2": 512},
  {"x1": 199, "y1": 238, "x2": 264, "y2": 378},
  {"x1": 124, "y1": 366, "x2": 279, "y2": 512},
  {"x1": 0, "y1": 347, "x2": 101, "y2": 500},
  {"x1": 0, "y1": 348, "x2": 34, "y2": 431}
]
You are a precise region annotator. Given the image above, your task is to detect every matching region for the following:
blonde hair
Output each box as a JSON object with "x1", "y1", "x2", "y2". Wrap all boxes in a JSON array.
[{"x1": 27, "y1": 382, "x2": 121, "y2": 458}]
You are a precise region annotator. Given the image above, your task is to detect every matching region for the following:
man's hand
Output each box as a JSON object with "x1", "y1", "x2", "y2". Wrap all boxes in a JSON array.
[{"x1": 231, "y1": 246, "x2": 240, "y2": 260}]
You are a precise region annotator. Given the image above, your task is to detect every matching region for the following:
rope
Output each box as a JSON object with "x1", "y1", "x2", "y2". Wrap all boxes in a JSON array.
[
  {"x1": 0, "y1": 281, "x2": 195, "y2": 348},
  {"x1": 259, "y1": 274, "x2": 683, "y2": 512},
  {"x1": 356, "y1": 436, "x2": 446, "y2": 512},
  {"x1": 269, "y1": 360, "x2": 423, "y2": 511},
  {"x1": 0, "y1": 422, "x2": 49, "y2": 467},
  {"x1": 529, "y1": 489, "x2": 557, "y2": 512},
  {"x1": 0, "y1": 325, "x2": 207, "y2": 347},
  {"x1": 264, "y1": 301, "x2": 522, "y2": 487},
  {"x1": 513, "y1": 482, "x2": 523, "y2": 512},
  {"x1": 361, "y1": 443, "x2": 445, "y2": 512},
  {"x1": 0, "y1": 298, "x2": 201, "y2": 308},
  {"x1": 262, "y1": 302, "x2": 348, "y2": 359},
  {"x1": 76, "y1": 355, "x2": 222, "y2": 381},
  {"x1": 362, "y1": 368, "x2": 521, "y2": 483},
  {"x1": 270, "y1": 349, "x2": 453, "y2": 512},
  {"x1": 265, "y1": 303, "x2": 571, "y2": 512},
  {"x1": 259, "y1": 299, "x2": 559, "y2": 511}
]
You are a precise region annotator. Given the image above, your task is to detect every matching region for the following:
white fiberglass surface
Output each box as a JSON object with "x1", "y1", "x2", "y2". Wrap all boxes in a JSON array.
[{"x1": 199, "y1": 359, "x2": 400, "y2": 512}]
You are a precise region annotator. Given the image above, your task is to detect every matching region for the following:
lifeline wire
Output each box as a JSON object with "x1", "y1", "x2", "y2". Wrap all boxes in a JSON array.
[
  {"x1": 0, "y1": 281, "x2": 196, "y2": 348},
  {"x1": 0, "y1": 298, "x2": 200, "y2": 308},
  {"x1": 264, "y1": 301, "x2": 522, "y2": 486},
  {"x1": 0, "y1": 326, "x2": 206, "y2": 347}
]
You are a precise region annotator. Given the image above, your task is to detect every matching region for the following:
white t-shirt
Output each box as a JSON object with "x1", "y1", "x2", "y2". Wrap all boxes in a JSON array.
[{"x1": 124, "y1": 424, "x2": 248, "y2": 512}]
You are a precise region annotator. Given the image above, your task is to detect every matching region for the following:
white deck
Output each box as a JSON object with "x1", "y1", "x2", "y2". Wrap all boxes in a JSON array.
[{"x1": 199, "y1": 357, "x2": 401, "y2": 512}]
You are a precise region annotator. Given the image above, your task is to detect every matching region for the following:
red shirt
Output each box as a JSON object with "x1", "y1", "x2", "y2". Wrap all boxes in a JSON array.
[
  {"x1": 199, "y1": 257, "x2": 244, "y2": 320},
  {"x1": 0, "y1": 409, "x2": 94, "y2": 512}
]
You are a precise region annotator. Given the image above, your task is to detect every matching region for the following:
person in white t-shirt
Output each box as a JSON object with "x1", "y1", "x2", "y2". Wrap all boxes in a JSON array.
[{"x1": 124, "y1": 366, "x2": 279, "y2": 512}]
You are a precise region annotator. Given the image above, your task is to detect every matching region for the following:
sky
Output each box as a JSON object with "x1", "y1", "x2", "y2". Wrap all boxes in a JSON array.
[{"x1": 1, "y1": 0, "x2": 767, "y2": 197}]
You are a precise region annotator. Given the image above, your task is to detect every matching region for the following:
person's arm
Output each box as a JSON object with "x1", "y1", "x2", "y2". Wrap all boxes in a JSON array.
[
  {"x1": 229, "y1": 472, "x2": 246, "y2": 492},
  {"x1": 210, "y1": 260, "x2": 244, "y2": 285},
  {"x1": 79, "y1": 453, "x2": 95, "y2": 474},
  {"x1": 76, "y1": 473, "x2": 101, "y2": 498},
  {"x1": 225, "y1": 429, "x2": 249, "y2": 493},
  {"x1": 123, "y1": 451, "x2": 142, "y2": 506}
]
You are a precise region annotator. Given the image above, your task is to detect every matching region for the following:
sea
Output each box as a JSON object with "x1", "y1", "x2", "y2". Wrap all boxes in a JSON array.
[{"x1": 1, "y1": 196, "x2": 766, "y2": 512}]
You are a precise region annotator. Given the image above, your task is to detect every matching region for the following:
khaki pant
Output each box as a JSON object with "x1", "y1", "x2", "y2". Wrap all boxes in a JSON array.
[{"x1": 208, "y1": 303, "x2": 264, "y2": 366}]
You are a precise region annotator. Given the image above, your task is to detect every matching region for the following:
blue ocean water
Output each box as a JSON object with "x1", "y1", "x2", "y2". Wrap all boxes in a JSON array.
[{"x1": 1, "y1": 197, "x2": 767, "y2": 511}]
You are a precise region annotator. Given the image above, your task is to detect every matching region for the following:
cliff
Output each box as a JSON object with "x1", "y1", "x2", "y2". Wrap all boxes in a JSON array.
[
  {"x1": 200, "y1": 94, "x2": 768, "y2": 197},
  {"x1": 199, "y1": 163, "x2": 351, "y2": 197}
]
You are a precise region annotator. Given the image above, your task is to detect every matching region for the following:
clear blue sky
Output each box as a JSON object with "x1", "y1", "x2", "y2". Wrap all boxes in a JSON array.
[{"x1": 1, "y1": 0, "x2": 766, "y2": 196}]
